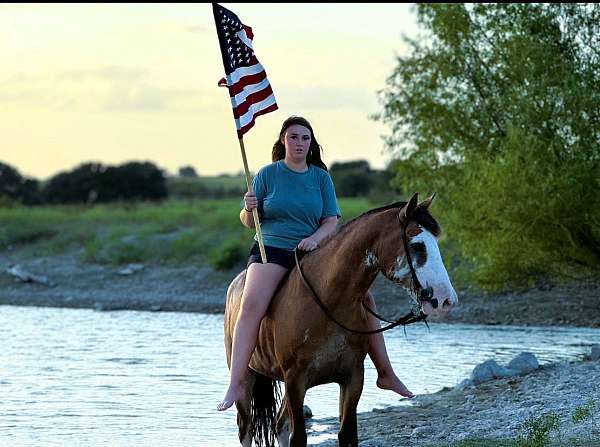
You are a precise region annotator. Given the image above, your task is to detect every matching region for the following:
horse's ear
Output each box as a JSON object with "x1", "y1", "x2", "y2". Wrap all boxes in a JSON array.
[
  {"x1": 419, "y1": 192, "x2": 436, "y2": 210},
  {"x1": 400, "y1": 193, "x2": 419, "y2": 222}
]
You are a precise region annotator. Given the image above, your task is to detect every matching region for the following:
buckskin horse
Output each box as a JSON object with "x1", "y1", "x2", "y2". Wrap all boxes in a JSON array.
[{"x1": 223, "y1": 193, "x2": 458, "y2": 447}]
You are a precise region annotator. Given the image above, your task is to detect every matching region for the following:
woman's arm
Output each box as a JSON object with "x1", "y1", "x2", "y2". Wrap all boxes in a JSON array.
[
  {"x1": 239, "y1": 208, "x2": 255, "y2": 228},
  {"x1": 297, "y1": 216, "x2": 338, "y2": 251}
]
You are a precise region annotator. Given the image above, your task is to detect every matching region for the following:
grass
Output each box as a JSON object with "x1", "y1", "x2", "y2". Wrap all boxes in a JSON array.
[
  {"x1": 0, "y1": 197, "x2": 375, "y2": 269},
  {"x1": 424, "y1": 400, "x2": 600, "y2": 447}
]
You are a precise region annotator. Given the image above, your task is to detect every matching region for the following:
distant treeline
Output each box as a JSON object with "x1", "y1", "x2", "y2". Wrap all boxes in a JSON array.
[{"x1": 0, "y1": 159, "x2": 401, "y2": 206}]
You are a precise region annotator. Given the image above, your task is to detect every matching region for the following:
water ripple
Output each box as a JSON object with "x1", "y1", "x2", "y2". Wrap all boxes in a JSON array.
[{"x1": 0, "y1": 305, "x2": 597, "y2": 446}]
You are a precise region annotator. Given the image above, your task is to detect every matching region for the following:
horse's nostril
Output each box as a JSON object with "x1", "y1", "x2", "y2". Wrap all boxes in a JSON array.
[
  {"x1": 430, "y1": 298, "x2": 438, "y2": 309},
  {"x1": 442, "y1": 298, "x2": 452, "y2": 308}
]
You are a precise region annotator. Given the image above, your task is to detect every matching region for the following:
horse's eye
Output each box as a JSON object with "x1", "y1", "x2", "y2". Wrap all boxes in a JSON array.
[{"x1": 410, "y1": 242, "x2": 427, "y2": 266}]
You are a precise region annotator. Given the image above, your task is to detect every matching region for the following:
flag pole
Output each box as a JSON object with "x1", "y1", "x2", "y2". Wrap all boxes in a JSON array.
[{"x1": 238, "y1": 137, "x2": 268, "y2": 264}]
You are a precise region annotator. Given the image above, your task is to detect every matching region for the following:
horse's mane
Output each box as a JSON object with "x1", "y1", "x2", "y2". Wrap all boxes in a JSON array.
[
  {"x1": 271, "y1": 201, "x2": 441, "y2": 295},
  {"x1": 318, "y1": 200, "x2": 441, "y2": 250}
]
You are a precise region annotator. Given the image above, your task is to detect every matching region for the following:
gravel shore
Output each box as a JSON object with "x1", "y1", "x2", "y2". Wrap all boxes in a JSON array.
[{"x1": 310, "y1": 354, "x2": 600, "y2": 446}]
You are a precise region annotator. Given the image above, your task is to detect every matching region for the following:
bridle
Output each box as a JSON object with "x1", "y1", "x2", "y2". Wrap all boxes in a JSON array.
[{"x1": 293, "y1": 211, "x2": 434, "y2": 335}]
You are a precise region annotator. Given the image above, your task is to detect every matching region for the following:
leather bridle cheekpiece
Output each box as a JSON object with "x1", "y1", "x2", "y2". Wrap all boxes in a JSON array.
[{"x1": 293, "y1": 210, "x2": 432, "y2": 335}]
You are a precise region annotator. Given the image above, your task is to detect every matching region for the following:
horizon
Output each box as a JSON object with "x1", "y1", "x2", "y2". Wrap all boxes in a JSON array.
[
  {"x1": 1, "y1": 156, "x2": 390, "y2": 182},
  {"x1": 1, "y1": 3, "x2": 421, "y2": 180}
]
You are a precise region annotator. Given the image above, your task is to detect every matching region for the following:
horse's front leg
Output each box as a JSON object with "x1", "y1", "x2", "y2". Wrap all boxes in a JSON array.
[
  {"x1": 283, "y1": 376, "x2": 308, "y2": 447},
  {"x1": 235, "y1": 370, "x2": 256, "y2": 446},
  {"x1": 338, "y1": 364, "x2": 364, "y2": 447}
]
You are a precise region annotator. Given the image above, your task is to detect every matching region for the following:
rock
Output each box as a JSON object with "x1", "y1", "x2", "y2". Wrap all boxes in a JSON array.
[
  {"x1": 117, "y1": 263, "x2": 145, "y2": 276},
  {"x1": 6, "y1": 264, "x2": 55, "y2": 287},
  {"x1": 455, "y1": 378, "x2": 473, "y2": 391},
  {"x1": 590, "y1": 344, "x2": 600, "y2": 361},
  {"x1": 303, "y1": 405, "x2": 312, "y2": 419},
  {"x1": 359, "y1": 438, "x2": 385, "y2": 447},
  {"x1": 471, "y1": 359, "x2": 515, "y2": 384},
  {"x1": 411, "y1": 426, "x2": 429, "y2": 437},
  {"x1": 507, "y1": 352, "x2": 539, "y2": 375}
]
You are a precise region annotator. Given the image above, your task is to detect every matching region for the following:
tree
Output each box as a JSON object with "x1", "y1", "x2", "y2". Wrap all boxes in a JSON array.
[
  {"x1": 0, "y1": 162, "x2": 41, "y2": 205},
  {"x1": 178, "y1": 165, "x2": 198, "y2": 178},
  {"x1": 330, "y1": 160, "x2": 374, "y2": 197},
  {"x1": 43, "y1": 161, "x2": 167, "y2": 204},
  {"x1": 374, "y1": 4, "x2": 600, "y2": 288}
]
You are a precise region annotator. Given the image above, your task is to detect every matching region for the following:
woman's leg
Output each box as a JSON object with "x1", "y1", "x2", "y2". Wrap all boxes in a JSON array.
[
  {"x1": 365, "y1": 292, "x2": 415, "y2": 398},
  {"x1": 217, "y1": 262, "x2": 288, "y2": 411}
]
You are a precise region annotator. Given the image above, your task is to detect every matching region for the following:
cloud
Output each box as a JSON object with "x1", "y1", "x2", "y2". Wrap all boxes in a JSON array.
[
  {"x1": 153, "y1": 21, "x2": 209, "y2": 35},
  {"x1": 55, "y1": 66, "x2": 147, "y2": 82},
  {"x1": 102, "y1": 83, "x2": 167, "y2": 112},
  {"x1": 182, "y1": 24, "x2": 209, "y2": 34},
  {"x1": 0, "y1": 67, "x2": 216, "y2": 113},
  {"x1": 280, "y1": 84, "x2": 376, "y2": 111}
]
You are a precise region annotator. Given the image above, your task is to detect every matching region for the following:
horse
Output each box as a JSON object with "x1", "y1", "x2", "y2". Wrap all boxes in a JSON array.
[{"x1": 223, "y1": 193, "x2": 458, "y2": 447}]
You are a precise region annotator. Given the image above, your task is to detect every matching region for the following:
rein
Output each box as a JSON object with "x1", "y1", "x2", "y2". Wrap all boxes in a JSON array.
[{"x1": 293, "y1": 213, "x2": 430, "y2": 335}]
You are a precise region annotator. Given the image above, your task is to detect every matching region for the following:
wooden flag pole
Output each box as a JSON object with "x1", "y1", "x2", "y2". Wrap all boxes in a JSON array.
[{"x1": 238, "y1": 137, "x2": 268, "y2": 264}]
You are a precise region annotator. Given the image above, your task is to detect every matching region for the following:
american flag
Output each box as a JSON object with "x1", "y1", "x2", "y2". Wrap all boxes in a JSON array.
[{"x1": 212, "y1": 3, "x2": 278, "y2": 138}]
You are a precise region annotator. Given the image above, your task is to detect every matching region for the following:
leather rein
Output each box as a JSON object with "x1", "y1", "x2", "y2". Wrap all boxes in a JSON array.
[{"x1": 293, "y1": 213, "x2": 432, "y2": 335}]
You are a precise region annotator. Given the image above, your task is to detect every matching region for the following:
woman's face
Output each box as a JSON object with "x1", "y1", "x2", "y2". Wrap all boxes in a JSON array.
[{"x1": 282, "y1": 124, "x2": 311, "y2": 164}]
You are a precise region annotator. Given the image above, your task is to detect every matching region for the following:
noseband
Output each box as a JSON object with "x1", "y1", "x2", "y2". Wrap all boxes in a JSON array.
[{"x1": 294, "y1": 212, "x2": 431, "y2": 335}]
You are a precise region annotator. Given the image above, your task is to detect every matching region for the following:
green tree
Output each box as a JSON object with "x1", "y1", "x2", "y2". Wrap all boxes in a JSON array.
[
  {"x1": 0, "y1": 162, "x2": 41, "y2": 205},
  {"x1": 330, "y1": 160, "x2": 374, "y2": 197},
  {"x1": 374, "y1": 3, "x2": 600, "y2": 289}
]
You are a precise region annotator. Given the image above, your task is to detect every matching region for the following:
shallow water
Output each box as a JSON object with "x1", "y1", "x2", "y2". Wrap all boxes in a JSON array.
[{"x1": 0, "y1": 305, "x2": 598, "y2": 446}]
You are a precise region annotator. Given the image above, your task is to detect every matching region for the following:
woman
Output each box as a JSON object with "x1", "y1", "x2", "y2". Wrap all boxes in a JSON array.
[{"x1": 218, "y1": 116, "x2": 413, "y2": 411}]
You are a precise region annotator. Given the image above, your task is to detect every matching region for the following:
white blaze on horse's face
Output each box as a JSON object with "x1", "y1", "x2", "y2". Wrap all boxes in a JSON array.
[{"x1": 411, "y1": 229, "x2": 458, "y2": 316}]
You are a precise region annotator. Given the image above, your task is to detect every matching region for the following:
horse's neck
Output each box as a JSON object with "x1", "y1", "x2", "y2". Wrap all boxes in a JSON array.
[{"x1": 300, "y1": 214, "x2": 385, "y2": 305}]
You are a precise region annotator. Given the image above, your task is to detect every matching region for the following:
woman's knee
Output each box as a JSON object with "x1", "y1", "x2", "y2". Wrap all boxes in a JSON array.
[{"x1": 239, "y1": 290, "x2": 270, "y2": 319}]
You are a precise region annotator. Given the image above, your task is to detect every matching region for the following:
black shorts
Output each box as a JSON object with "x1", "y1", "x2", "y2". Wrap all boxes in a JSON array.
[{"x1": 247, "y1": 242, "x2": 297, "y2": 270}]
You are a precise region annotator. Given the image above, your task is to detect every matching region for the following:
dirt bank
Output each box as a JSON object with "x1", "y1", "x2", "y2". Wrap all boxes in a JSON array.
[{"x1": 1, "y1": 246, "x2": 598, "y2": 328}]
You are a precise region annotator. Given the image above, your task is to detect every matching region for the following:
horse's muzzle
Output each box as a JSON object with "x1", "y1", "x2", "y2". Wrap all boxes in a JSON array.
[{"x1": 420, "y1": 296, "x2": 454, "y2": 316}]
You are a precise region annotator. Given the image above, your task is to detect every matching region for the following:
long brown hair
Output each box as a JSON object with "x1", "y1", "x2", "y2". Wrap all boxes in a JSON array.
[{"x1": 271, "y1": 116, "x2": 328, "y2": 171}]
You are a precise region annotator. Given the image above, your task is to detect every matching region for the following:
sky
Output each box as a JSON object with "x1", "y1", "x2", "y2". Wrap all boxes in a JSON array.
[{"x1": 0, "y1": 3, "x2": 422, "y2": 180}]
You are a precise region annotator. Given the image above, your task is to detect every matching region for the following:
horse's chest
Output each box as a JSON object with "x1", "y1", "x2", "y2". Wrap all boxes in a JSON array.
[{"x1": 305, "y1": 331, "x2": 361, "y2": 375}]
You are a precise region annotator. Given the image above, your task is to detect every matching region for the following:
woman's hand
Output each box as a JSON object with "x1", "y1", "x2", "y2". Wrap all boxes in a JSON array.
[
  {"x1": 297, "y1": 236, "x2": 319, "y2": 251},
  {"x1": 243, "y1": 192, "x2": 258, "y2": 212}
]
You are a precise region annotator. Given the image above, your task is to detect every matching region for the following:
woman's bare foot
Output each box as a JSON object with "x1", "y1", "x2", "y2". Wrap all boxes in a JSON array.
[
  {"x1": 376, "y1": 372, "x2": 415, "y2": 398},
  {"x1": 217, "y1": 383, "x2": 246, "y2": 411}
]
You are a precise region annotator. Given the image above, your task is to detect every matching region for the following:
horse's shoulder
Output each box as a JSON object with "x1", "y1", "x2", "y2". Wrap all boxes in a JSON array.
[{"x1": 227, "y1": 269, "x2": 247, "y2": 296}]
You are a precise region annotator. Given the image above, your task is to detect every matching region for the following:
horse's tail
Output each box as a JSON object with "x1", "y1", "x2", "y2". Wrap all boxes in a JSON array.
[{"x1": 250, "y1": 372, "x2": 281, "y2": 447}]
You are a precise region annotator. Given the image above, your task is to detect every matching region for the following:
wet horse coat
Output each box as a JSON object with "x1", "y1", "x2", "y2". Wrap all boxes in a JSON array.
[{"x1": 224, "y1": 194, "x2": 457, "y2": 446}]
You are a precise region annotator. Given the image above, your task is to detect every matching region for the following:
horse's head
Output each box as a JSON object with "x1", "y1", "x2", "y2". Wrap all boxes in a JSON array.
[{"x1": 374, "y1": 193, "x2": 458, "y2": 317}]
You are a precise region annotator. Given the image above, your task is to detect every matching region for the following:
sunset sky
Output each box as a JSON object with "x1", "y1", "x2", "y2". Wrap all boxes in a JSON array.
[{"x1": 1, "y1": 3, "x2": 421, "y2": 180}]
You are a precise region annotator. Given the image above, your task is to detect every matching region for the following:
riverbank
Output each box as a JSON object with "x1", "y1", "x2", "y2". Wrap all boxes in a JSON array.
[
  {"x1": 0, "y1": 245, "x2": 600, "y2": 327},
  {"x1": 1, "y1": 246, "x2": 599, "y2": 328},
  {"x1": 310, "y1": 353, "x2": 600, "y2": 446}
]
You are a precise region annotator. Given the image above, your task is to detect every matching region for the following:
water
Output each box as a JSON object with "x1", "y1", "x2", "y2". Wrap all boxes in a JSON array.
[{"x1": 0, "y1": 305, "x2": 598, "y2": 446}]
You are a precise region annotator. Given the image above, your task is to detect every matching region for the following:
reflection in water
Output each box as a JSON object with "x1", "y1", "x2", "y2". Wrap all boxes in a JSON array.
[{"x1": 0, "y1": 305, "x2": 597, "y2": 446}]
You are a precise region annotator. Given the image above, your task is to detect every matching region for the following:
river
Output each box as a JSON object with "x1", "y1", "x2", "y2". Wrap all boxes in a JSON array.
[{"x1": 1, "y1": 305, "x2": 597, "y2": 446}]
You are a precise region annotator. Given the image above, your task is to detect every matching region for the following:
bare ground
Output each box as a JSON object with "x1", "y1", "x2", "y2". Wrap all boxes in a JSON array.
[{"x1": 1, "y1": 245, "x2": 599, "y2": 328}]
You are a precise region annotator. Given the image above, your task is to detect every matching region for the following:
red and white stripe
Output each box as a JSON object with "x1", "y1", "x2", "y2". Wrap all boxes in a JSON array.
[{"x1": 219, "y1": 63, "x2": 278, "y2": 137}]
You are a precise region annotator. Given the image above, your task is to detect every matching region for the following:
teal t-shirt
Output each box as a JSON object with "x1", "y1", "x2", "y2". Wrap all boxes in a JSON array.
[{"x1": 246, "y1": 160, "x2": 342, "y2": 250}]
